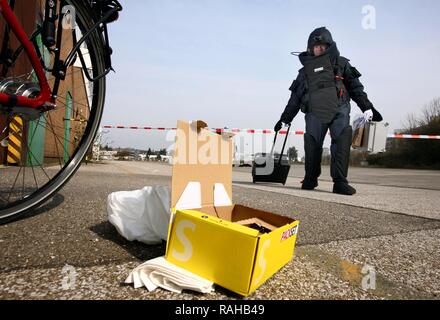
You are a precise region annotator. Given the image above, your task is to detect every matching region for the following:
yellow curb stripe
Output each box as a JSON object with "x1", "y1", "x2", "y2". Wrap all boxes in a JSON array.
[{"x1": 7, "y1": 116, "x2": 24, "y2": 164}]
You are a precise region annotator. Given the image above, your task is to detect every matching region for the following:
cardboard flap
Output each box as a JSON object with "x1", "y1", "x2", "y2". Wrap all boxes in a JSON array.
[{"x1": 172, "y1": 120, "x2": 234, "y2": 208}]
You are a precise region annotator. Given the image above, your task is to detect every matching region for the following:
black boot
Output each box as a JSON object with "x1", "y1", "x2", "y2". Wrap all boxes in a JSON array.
[
  {"x1": 302, "y1": 179, "x2": 318, "y2": 190},
  {"x1": 333, "y1": 182, "x2": 356, "y2": 195},
  {"x1": 302, "y1": 133, "x2": 322, "y2": 190}
]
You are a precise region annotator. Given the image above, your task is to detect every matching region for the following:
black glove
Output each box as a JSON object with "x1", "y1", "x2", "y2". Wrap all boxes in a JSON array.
[
  {"x1": 371, "y1": 107, "x2": 383, "y2": 122},
  {"x1": 274, "y1": 120, "x2": 283, "y2": 132}
]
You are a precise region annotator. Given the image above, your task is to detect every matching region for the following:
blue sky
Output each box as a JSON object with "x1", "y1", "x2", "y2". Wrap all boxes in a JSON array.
[{"x1": 102, "y1": 0, "x2": 440, "y2": 154}]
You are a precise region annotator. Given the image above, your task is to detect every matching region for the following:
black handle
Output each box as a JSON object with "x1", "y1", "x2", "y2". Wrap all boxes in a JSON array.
[
  {"x1": 278, "y1": 124, "x2": 291, "y2": 165},
  {"x1": 271, "y1": 124, "x2": 291, "y2": 165},
  {"x1": 43, "y1": 0, "x2": 58, "y2": 48}
]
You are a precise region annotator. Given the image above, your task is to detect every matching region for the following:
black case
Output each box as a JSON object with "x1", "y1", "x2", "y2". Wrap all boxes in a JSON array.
[{"x1": 252, "y1": 125, "x2": 291, "y2": 185}]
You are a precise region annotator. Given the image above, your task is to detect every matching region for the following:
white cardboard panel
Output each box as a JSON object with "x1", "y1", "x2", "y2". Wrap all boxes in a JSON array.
[
  {"x1": 175, "y1": 182, "x2": 202, "y2": 210},
  {"x1": 214, "y1": 183, "x2": 232, "y2": 207}
]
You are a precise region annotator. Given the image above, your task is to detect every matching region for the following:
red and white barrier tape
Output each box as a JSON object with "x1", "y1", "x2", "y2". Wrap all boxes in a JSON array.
[
  {"x1": 101, "y1": 126, "x2": 440, "y2": 140},
  {"x1": 388, "y1": 134, "x2": 440, "y2": 140}
]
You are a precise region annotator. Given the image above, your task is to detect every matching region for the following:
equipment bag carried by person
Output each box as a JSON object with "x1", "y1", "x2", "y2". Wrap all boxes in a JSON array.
[{"x1": 252, "y1": 124, "x2": 291, "y2": 185}]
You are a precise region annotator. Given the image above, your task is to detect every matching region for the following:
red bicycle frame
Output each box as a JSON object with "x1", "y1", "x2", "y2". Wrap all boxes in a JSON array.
[{"x1": 0, "y1": 0, "x2": 54, "y2": 110}]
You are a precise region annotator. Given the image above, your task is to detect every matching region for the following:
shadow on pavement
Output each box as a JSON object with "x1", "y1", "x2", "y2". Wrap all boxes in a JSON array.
[
  {"x1": 233, "y1": 181, "x2": 335, "y2": 195},
  {"x1": 89, "y1": 221, "x2": 166, "y2": 262},
  {"x1": 1, "y1": 193, "x2": 65, "y2": 225}
]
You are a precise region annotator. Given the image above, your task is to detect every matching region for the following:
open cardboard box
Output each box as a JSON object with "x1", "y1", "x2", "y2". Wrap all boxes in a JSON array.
[{"x1": 165, "y1": 120, "x2": 300, "y2": 296}]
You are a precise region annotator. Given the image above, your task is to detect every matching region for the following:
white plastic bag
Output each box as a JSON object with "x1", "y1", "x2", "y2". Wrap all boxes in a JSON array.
[
  {"x1": 352, "y1": 114, "x2": 366, "y2": 132},
  {"x1": 107, "y1": 186, "x2": 171, "y2": 244},
  {"x1": 352, "y1": 114, "x2": 367, "y2": 148}
]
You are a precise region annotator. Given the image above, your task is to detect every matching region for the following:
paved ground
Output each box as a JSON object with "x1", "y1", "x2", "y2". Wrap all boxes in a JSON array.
[{"x1": 0, "y1": 161, "x2": 439, "y2": 300}]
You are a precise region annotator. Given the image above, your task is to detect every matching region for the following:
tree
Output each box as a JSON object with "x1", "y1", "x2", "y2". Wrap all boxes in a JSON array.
[
  {"x1": 287, "y1": 147, "x2": 298, "y2": 163},
  {"x1": 367, "y1": 97, "x2": 440, "y2": 169},
  {"x1": 116, "y1": 150, "x2": 133, "y2": 160}
]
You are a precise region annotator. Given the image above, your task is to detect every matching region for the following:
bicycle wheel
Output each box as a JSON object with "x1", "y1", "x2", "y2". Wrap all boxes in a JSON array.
[{"x1": 0, "y1": 0, "x2": 107, "y2": 223}]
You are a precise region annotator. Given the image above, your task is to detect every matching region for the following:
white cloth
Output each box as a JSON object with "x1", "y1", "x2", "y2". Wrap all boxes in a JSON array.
[
  {"x1": 363, "y1": 109, "x2": 374, "y2": 122},
  {"x1": 107, "y1": 186, "x2": 171, "y2": 244},
  {"x1": 125, "y1": 256, "x2": 214, "y2": 294}
]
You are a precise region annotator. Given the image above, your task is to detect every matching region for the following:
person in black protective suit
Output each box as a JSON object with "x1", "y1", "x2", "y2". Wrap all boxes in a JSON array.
[{"x1": 274, "y1": 27, "x2": 383, "y2": 195}]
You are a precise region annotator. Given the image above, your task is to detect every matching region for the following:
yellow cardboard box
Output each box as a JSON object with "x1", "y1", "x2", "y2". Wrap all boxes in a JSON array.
[{"x1": 165, "y1": 120, "x2": 299, "y2": 296}]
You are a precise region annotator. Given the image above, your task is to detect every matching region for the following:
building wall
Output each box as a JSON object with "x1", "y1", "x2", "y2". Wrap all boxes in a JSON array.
[
  {"x1": 0, "y1": 0, "x2": 90, "y2": 165},
  {"x1": 0, "y1": 0, "x2": 39, "y2": 165},
  {"x1": 43, "y1": 66, "x2": 90, "y2": 162},
  {"x1": 43, "y1": 21, "x2": 90, "y2": 162}
]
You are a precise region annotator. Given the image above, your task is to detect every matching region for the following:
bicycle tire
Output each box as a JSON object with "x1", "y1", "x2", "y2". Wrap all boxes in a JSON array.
[{"x1": 0, "y1": 0, "x2": 107, "y2": 223}]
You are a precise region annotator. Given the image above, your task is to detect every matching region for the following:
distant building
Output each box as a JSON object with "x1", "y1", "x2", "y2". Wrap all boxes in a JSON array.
[
  {"x1": 99, "y1": 151, "x2": 117, "y2": 161},
  {"x1": 123, "y1": 156, "x2": 135, "y2": 161},
  {"x1": 161, "y1": 155, "x2": 172, "y2": 163}
]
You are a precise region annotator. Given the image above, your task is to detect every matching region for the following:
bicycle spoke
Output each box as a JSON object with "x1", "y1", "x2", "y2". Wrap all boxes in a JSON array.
[
  {"x1": 26, "y1": 143, "x2": 52, "y2": 181},
  {"x1": 30, "y1": 116, "x2": 66, "y2": 169},
  {"x1": 30, "y1": 118, "x2": 68, "y2": 132},
  {"x1": 47, "y1": 112, "x2": 66, "y2": 168},
  {"x1": 6, "y1": 70, "x2": 35, "y2": 81},
  {"x1": 13, "y1": 116, "x2": 78, "y2": 154},
  {"x1": 37, "y1": 114, "x2": 84, "y2": 148},
  {"x1": 10, "y1": 118, "x2": 53, "y2": 183},
  {"x1": 27, "y1": 116, "x2": 44, "y2": 190},
  {"x1": 34, "y1": 121, "x2": 83, "y2": 149},
  {"x1": 22, "y1": 156, "x2": 26, "y2": 199},
  {"x1": 58, "y1": 94, "x2": 95, "y2": 110},
  {"x1": 57, "y1": 87, "x2": 96, "y2": 101},
  {"x1": 30, "y1": 156, "x2": 39, "y2": 190},
  {"x1": 45, "y1": 111, "x2": 87, "y2": 161},
  {"x1": 56, "y1": 91, "x2": 95, "y2": 108},
  {"x1": 56, "y1": 102, "x2": 92, "y2": 118},
  {"x1": 7, "y1": 165, "x2": 22, "y2": 203}
]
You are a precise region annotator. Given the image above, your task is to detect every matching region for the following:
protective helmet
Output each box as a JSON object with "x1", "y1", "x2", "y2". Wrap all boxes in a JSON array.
[{"x1": 307, "y1": 27, "x2": 334, "y2": 53}]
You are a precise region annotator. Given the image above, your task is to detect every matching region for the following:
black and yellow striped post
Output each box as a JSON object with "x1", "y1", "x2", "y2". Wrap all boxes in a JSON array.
[{"x1": 7, "y1": 116, "x2": 24, "y2": 165}]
